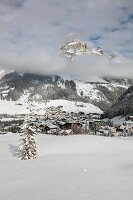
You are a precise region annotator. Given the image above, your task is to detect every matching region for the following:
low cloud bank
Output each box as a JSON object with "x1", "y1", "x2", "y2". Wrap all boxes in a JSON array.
[{"x1": 0, "y1": 50, "x2": 133, "y2": 80}]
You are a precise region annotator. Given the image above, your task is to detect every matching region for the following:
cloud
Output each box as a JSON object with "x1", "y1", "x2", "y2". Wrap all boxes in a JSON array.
[
  {"x1": 0, "y1": 49, "x2": 65, "y2": 75},
  {"x1": 0, "y1": 49, "x2": 132, "y2": 81},
  {"x1": 62, "y1": 54, "x2": 133, "y2": 80},
  {"x1": 0, "y1": 0, "x2": 132, "y2": 79}
]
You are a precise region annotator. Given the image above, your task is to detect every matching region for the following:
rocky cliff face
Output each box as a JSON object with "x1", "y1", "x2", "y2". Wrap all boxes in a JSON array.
[{"x1": 59, "y1": 38, "x2": 125, "y2": 61}]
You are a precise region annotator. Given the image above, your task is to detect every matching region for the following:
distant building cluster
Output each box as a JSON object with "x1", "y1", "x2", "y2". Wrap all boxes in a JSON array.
[{"x1": 0, "y1": 106, "x2": 133, "y2": 137}]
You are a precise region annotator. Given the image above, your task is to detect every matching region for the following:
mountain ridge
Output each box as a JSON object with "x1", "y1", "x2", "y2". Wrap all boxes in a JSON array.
[
  {"x1": 0, "y1": 39, "x2": 132, "y2": 116},
  {"x1": 0, "y1": 70, "x2": 132, "y2": 114}
]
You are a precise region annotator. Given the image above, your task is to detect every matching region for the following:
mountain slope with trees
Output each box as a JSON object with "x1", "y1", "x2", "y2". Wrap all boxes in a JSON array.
[{"x1": 102, "y1": 85, "x2": 133, "y2": 118}]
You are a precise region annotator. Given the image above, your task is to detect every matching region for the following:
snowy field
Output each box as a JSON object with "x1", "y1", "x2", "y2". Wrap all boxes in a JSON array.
[
  {"x1": 0, "y1": 99, "x2": 102, "y2": 115},
  {"x1": 0, "y1": 134, "x2": 133, "y2": 200}
]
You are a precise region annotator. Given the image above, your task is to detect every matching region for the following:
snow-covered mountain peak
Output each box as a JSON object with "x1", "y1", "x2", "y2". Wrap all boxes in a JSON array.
[
  {"x1": 60, "y1": 38, "x2": 90, "y2": 60},
  {"x1": 59, "y1": 38, "x2": 129, "y2": 63},
  {"x1": 59, "y1": 38, "x2": 108, "y2": 60},
  {"x1": 91, "y1": 47, "x2": 104, "y2": 56}
]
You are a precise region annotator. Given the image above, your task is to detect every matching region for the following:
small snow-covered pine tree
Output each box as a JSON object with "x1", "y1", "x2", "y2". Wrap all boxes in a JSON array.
[{"x1": 19, "y1": 120, "x2": 37, "y2": 160}]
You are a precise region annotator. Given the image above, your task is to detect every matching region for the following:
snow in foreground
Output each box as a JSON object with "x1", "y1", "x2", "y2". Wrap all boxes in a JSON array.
[{"x1": 0, "y1": 134, "x2": 133, "y2": 200}]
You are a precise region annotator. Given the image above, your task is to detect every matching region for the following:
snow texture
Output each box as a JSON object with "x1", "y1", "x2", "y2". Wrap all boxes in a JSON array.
[
  {"x1": 0, "y1": 99, "x2": 102, "y2": 115},
  {"x1": 0, "y1": 133, "x2": 133, "y2": 200}
]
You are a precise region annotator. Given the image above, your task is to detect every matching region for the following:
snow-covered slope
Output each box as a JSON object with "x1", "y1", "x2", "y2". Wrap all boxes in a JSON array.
[
  {"x1": 0, "y1": 70, "x2": 132, "y2": 113},
  {"x1": 75, "y1": 79, "x2": 130, "y2": 103},
  {"x1": 46, "y1": 99, "x2": 102, "y2": 114},
  {"x1": 75, "y1": 80, "x2": 106, "y2": 101},
  {"x1": 0, "y1": 99, "x2": 102, "y2": 115},
  {"x1": 0, "y1": 100, "x2": 29, "y2": 115}
]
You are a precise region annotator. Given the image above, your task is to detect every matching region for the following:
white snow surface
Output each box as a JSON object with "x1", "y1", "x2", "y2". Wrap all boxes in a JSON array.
[
  {"x1": 46, "y1": 99, "x2": 102, "y2": 114},
  {"x1": 0, "y1": 100, "x2": 29, "y2": 115},
  {"x1": 0, "y1": 99, "x2": 102, "y2": 115},
  {"x1": 0, "y1": 133, "x2": 133, "y2": 200},
  {"x1": 75, "y1": 80, "x2": 106, "y2": 101}
]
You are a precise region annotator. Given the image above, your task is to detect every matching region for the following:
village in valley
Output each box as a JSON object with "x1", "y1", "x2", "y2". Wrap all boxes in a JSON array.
[{"x1": 0, "y1": 104, "x2": 133, "y2": 137}]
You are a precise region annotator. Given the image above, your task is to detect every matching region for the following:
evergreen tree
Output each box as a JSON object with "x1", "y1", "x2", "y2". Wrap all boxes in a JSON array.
[{"x1": 19, "y1": 119, "x2": 37, "y2": 160}]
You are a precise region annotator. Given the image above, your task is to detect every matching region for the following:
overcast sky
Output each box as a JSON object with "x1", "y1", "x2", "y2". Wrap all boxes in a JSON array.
[{"x1": 0, "y1": 0, "x2": 133, "y2": 79}]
